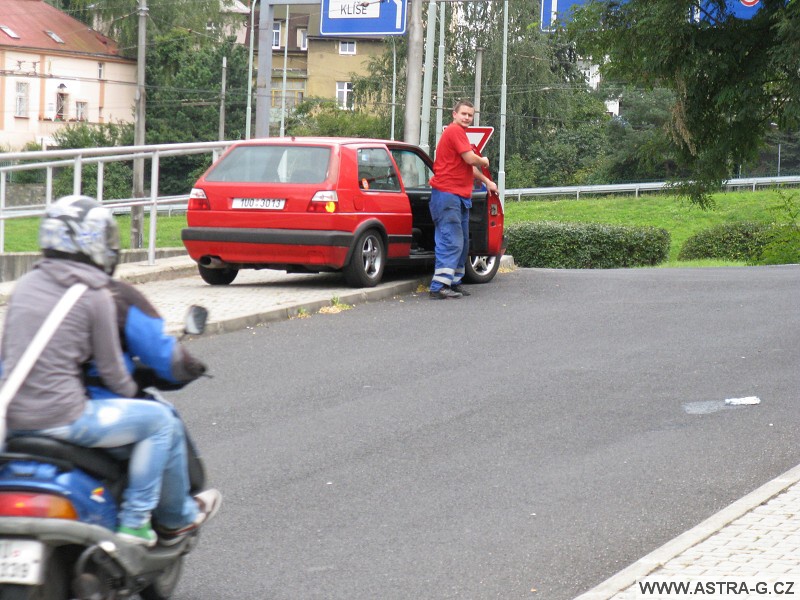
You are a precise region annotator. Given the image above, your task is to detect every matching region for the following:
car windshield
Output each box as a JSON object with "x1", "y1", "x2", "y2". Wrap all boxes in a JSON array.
[{"x1": 205, "y1": 145, "x2": 331, "y2": 184}]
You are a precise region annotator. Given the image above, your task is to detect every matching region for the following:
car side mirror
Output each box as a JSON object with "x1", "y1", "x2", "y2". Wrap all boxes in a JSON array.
[{"x1": 184, "y1": 305, "x2": 209, "y2": 336}]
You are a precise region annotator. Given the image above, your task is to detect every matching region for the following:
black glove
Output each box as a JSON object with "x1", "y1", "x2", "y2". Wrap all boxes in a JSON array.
[{"x1": 183, "y1": 352, "x2": 208, "y2": 379}]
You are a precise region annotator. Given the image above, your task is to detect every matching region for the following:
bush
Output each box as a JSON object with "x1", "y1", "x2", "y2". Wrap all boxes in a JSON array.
[
  {"x1": 506, "y1": 221, "x2": 670, "y2": 268},
  {"x1": 677, "y1": 222, "x2": 771, "y2": 262},
  {"x1": 757, "y1": 225, "x2": 800, "y2": 265}
]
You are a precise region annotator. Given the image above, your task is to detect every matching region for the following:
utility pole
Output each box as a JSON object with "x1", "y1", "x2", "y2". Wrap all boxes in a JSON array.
[
  {"x1": 131, "y1": 0, "x2": 147, "y2": 249},
  {"x1": 404, "y1": 0, "x2": 423, "y2": 144},
  {"x1": 219, "y1": 57, "x2": 227, "y2": 141},
  {"x1": 434, "y1": 0, "x2": 445, "y2": 150},
  {"x1": 419, "y1": 0, "x2": 436, "y2": 153},
  {"x1": 474, "y1": 47, "x2": 482, "y2": 126}
]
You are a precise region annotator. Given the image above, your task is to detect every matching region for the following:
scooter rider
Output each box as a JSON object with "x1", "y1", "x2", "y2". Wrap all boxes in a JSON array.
[{"x1": 0, "y1": 195, "x2": 221, "y2": 547}]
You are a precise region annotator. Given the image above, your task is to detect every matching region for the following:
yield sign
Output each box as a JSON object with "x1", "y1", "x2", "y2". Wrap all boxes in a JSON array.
[{"x1": 466, "y1": 126, "x2": 494, "y2": 153}]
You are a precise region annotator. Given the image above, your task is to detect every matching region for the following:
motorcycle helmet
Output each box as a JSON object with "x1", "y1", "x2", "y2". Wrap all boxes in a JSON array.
[{"x1": 39, "y1": 195, "x2": 121, "y2": 275}]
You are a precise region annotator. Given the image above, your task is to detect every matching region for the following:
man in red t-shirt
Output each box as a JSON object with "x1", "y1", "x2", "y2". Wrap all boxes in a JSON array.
[{"x1": 428, "y1": 100, "x2": 498, "y2": 299}]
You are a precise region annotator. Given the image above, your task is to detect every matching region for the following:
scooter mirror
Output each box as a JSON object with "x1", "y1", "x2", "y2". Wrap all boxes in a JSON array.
[{"x1": 184, "y1": 305, "x2": 209, "y2": 336}]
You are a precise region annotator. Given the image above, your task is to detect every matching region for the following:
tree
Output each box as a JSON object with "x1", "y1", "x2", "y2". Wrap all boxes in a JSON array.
[
  {"x1": 567, "y1": 0, "x2": 800, "y2": 205},
  {"x1": 46, "y1": 0, "x2": 229, "y2": 58},
  {"x1": 145, "y1": 30, "x2": 250, "y2": 194}
]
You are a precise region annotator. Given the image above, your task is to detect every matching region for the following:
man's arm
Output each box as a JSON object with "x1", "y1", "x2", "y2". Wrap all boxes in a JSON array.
[{"x1": 460, "y1": 149, "x2": 489, "y2": 169}]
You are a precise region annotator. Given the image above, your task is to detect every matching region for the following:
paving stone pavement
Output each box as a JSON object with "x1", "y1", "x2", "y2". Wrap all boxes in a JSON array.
[{"x1": 2, "y1": 254, "x2": 799, "y2": 599}]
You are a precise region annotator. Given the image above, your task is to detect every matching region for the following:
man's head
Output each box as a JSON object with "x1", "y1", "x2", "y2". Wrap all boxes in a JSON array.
[
  {"x1": 39, "y1": 195, "x2": 121, "y2": 275},
  {"x1": 452, "y1": 100, "x2": 475, "y2": 128}
]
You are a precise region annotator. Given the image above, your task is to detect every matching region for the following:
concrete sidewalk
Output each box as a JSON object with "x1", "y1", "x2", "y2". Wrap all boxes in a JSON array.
[{"x1": 1, "y1": 254, "x2": 799, "y2": 599}]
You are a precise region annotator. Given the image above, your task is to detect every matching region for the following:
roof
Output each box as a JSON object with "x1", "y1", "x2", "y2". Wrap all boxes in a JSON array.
[{"x1": 0, "y1": 0, "x2": 123, "y2": 58}]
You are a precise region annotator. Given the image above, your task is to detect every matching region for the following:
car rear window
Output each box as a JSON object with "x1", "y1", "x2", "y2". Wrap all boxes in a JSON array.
[{"x1": 205, "y1": 145, "x2": 331, "y2": 184}]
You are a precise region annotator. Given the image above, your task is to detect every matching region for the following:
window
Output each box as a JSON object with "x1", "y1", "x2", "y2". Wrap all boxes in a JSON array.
[
  {"x1": 97, "y1": 62, "x2": 105, "y2": 80},
  {"x1": 56, "y1": 91, "x2": 68, "y2": 120},
  {"x1": 339, "y1": 41, "x2": 356, "y2": 55},
  {"x1": 272, "y1": 21, "x2": 281, "y2": 49},
  {"x1": 0, "y1": 25, "x2": 20, "y2": 39},
  {"x1": 270, "y1": 79, "x2": 306, "y2": 109},
  {"x1": 336, "y1": 81, "x2": 353, "y2": 110},
  {"x1": 45, "y1": 30, "x2": 65, "y2": 44},
  {"x1": 205, "y1": 145, "x2": 330, "y2": 184},
  {"x1": 357, "y1": 148, "x2": 400, "y2": 192},
  {"x1": 15, "y1": 82, "x2": 29, "y2": 118},
  {"x1": 390, "y1": 149, "x2": 433, "y2": 189},
  {"x1": 76, "y1": 101, "x2": 88, "y2": 122},
  {"x1": 298, "y1": 28, "x2": 307, "y2": 50}
]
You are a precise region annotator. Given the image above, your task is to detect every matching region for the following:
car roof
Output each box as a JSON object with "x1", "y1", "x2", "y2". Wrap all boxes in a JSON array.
[{"x1": 231, "y1": 137, "x2": 423, "y2": 151}]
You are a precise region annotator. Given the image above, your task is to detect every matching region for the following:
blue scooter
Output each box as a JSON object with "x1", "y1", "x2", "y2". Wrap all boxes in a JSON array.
[{"x1": 0, "y1": 307, "x2": 209, "y2": 600}]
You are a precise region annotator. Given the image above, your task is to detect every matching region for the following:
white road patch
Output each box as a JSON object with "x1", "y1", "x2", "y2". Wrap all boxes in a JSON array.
[{"x1": 724, "y1": 396, "x2": 761, "y2": 406}]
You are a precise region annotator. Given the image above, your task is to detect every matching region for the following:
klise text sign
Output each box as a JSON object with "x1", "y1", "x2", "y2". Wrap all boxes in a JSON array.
[{"x1": 320, "y1": 0, "x2": 407, "y2": 36}]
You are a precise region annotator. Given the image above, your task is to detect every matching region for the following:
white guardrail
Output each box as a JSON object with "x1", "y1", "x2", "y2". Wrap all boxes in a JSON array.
[
  {"x1": 0, "y1": 141, "x2": 235, "y2": 261},
  {"x1": 2, "y1": 141, "x2": 799, "y2": 258}
]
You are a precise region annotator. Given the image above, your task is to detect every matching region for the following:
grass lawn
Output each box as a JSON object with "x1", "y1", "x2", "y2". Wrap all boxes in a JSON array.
[
  {"x1": 2, "y1": 213, "x2": 188, "y2": 253},
  {"x1": 3, "y1": 189, "x2": 796, "y2": 268},
  {"x1": 503, "y1": 189, "x2": 795, "y2": 265}
]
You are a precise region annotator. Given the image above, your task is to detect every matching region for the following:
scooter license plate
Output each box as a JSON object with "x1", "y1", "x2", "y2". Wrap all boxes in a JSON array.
[{"x1": 0, "y1": 540, "x2": 44, "y2": 585}]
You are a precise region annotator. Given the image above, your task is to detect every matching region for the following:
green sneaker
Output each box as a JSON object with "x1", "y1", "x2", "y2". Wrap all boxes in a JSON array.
[{"x1": 116, "y1": 523, "x2": 157, "y2": 548}]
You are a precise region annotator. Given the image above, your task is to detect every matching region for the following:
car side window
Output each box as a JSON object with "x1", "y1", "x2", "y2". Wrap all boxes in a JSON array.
[
  {"x1": 357, "y1": 148, "x2": 401, "y2": 192},
  {"x1": 390, "y1": 149, "x2": 432, "y2": 190}
]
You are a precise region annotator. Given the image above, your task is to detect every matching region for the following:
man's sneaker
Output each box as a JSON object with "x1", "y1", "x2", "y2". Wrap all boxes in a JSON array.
[
  {"x1": 117, "y1": 523, "x2": 157, "y2": 548},
  {"x1": 451, "y1": 284, "x2": 471, "y2": 297},
  {"x1": 157, "y1": 488, "x2": 223, "y2": 546},
  {"x1": 429, "y1": 287, "x2": 462, "y2": 300}
]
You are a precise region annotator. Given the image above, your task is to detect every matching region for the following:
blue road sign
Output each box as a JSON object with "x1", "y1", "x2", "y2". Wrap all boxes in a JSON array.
[
  {"x1": 541, "y1": 0, "x2": 764, "y2": 31},
  {"x1": 540, "y1": 0, "x2": 590, "y2": 31},
  {"x1": 320, "y1": 0, "x2": 407, "y2": 36}
]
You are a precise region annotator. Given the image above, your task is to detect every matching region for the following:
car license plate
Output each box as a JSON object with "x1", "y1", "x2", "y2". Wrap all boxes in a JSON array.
[
  {"x1": 0, "y1": 539, "x2": 44, "y2": 585},
  {"x1": 231, "y1": 198, "x2": 285, "y2": 210}
]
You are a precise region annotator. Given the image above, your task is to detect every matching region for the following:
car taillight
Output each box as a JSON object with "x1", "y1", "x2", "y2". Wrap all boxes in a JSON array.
[
  {"x1": 0, "y1": 492, "x2": 78, "y2": 519},
  {"x1": 307, "y1": 191, "x2": 338, "y2": 213},
  {"x1": 188, "y1": 188, "x2": 210, "y2": 210}
]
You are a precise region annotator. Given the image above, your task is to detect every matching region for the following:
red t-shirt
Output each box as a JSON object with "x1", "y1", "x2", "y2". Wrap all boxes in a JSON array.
[{"x1": 429, "y1": 122, "x2": 474, "y2": 198}]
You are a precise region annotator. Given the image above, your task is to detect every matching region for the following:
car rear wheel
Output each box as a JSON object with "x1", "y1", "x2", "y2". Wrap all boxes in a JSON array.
[
  {"x1": 198, "y1": 264, "x2": 238, "y2": 286},
  {"x1": 463, "y1": 254, "x2": 501, "y2": 284},
  {"x1": 344, "y1": 230, "x2": 385, "y2": 288}
]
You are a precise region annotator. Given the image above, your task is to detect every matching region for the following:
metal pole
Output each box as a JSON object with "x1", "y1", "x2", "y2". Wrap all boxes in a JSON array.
[
  {"x1": 498, "y1": 0, "x2": 508, "y2": 208},
  {"x1": 434, "y1": 0, "x2": 445, "y2": 148},
  {"x1": 132, "y1": 0, "x2": 148, "y2": 248},
  {"x1": 245, "y1": 0, "x2": 258, "y2": 139},
  {"x1": 419, "y1": 0, "x2": 437, "y2": 153},
  {"x1": 404, "y1": 0, "x2": 423, "y2": 144},
  {"x1": 390, "y1": 38, "x2": 396, "y2": 140},
  {"x1": 256, "y1": 3, "x2": 275, "y2": 137},
  {"x1": 280, "y1": 6, "x2": 289, "y2": 137},
  {"x1": 219, "y1": 56, "x2": 227, "y2": 141},
  {"x1": 474, "y1": 47, "x2": 482, "y2": 126}
]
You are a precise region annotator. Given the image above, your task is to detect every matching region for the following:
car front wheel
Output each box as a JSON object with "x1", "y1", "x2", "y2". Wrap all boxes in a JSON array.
[
  {"x1": 344, "y1": 230, "x2": 385, "y2": 287},
  {"x1": 463, "y1": 254, "x2": 501, "y2": 284}
]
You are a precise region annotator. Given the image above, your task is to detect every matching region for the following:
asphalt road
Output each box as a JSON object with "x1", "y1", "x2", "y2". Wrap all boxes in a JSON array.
[{"x1": 165, "y1": 266, "x2": 800, "y2": 600}]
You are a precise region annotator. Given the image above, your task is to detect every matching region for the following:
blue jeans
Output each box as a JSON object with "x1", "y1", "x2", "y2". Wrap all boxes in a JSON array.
[
  {"x1": 429, "y1": 189, "x2": 471, "y2": 292},
  {"x1": 12, "y1": 398, "x2": 199, "y2": 530}
]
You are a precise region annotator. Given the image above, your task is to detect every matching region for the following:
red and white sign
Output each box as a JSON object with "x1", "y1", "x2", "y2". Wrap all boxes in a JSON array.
[
  {"x1": 465, "y1": 126, "x2": 494, "y2": 153},
  {"x1": 740, "y1": 0, "x2": 759, "y2": 6}
]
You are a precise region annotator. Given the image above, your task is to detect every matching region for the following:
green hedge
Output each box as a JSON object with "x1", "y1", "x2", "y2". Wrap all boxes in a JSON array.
[
  {"x1": 677, "y1": 222, "x2": 771, "y2": 262},
  {"x1": 678, "y1": 221, "x2": 800, "y2": 264},
  {"x1": 506, "y1": 221, "x2": 670, "y2": 268}
]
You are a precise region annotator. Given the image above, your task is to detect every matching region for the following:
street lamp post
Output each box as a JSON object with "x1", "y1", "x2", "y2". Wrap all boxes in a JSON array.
[{"x1": 245, "y1": 0, "x2": 259, "y2": 139}]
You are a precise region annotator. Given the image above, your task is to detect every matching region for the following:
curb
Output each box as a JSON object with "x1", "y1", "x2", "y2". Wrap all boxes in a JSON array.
[
  {"x1": 574, "y1": 462, "x2": 800, "y2": 599},
  {"x1": 194, "y1": 277, "x2": 428, "y2": 337}
]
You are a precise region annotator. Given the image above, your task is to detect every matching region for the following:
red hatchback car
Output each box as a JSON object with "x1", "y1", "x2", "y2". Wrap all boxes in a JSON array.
[{"x1": 182, "y1": 137, "x2": 506, "y2": 288}]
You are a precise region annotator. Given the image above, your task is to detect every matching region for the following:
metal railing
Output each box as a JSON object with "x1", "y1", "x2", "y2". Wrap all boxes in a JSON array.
[
  {"x1": 0, "y1": 141, "x2": 235, "y2": 262},
  {"x1": 4, "y1": 140, "x2": 800, "y2": 259},
  {"x1": 504, "y1": 175, "x2": 800, "y2": 201}
]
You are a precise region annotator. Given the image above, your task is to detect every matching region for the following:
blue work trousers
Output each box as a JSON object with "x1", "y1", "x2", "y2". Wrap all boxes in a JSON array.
[
  {"x1": 12, "y1": 398, "x2": 199, "y2": 530},
  {"x1": 429, "y1": 189, "x2": 471, "y2": 292}
]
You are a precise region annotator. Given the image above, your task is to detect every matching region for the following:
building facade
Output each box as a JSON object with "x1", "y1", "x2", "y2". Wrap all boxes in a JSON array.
[{"x1": 0, "y1": 0, "x2": 136, "y2": 150}]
